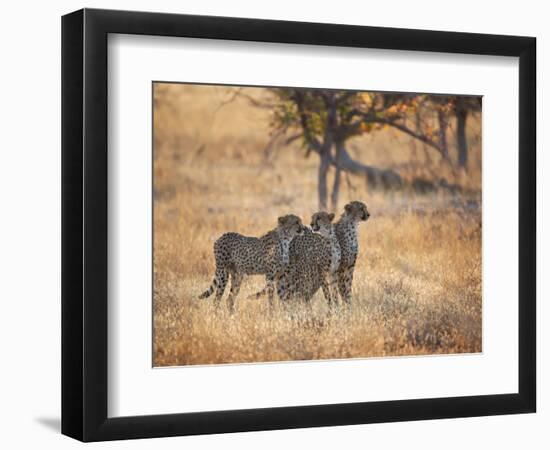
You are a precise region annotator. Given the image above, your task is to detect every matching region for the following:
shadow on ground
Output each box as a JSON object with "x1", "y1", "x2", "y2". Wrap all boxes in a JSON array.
[{"x1": 35, "y1": 417, "x2": 60, "y2": 433}]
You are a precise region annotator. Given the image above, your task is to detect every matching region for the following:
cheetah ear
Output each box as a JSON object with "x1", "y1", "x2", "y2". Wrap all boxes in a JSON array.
[
  {"x1": 345, "y1": 203, "x2": 352, "y2": 213},
  {"x1": 278, "y1": 216, "x2": 286, "y2": 225},
  {"x1": 328, "y1": 212, "x2": 335, "y2": 221}
]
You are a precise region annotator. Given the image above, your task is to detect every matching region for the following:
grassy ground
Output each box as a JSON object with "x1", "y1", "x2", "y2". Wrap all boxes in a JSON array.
[{"x1": 153, "y1": 83, "x2": 482, "y2": 367}]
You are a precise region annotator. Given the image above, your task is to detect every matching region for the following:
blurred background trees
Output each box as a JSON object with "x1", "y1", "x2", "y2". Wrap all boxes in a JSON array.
[
  {"x1": 261, "y1": 88, "x2": 481, "y2": 210},
  {"x1": 153, "y1": 83, "x2": 481, "y2": 213}
]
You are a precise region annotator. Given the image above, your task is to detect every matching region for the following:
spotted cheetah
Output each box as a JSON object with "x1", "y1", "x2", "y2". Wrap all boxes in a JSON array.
[
  {"x1": 199, "y1": 214, "x2": 305, "y2": 312},
  {"x1": 335, "y1": 201, "x2": 370, "y2": 304},
  {"x1": 252, "y1": 212, "x2": 341, "y2": 307},
  {"x1": 253, "y1": 201, "x2": 369, "y2": 307},
  {"x1": 283, "y1": 212, "x2": 341, "y2": 306}
]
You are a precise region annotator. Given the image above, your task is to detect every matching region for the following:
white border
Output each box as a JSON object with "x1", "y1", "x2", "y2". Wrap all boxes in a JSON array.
[{"x1": 107, "y1": 34, "x2": 518, "y2": 417}]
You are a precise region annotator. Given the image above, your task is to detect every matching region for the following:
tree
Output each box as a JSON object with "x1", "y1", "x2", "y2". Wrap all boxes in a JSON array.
[
  {"x1": 451, "y1": 97, "x2": 481, "y2": 170},
  {"x1": 230, "y1": 87, "x2": 480, "y2": 209},
  {"x1": 268, "y1": 88, "x2": 455, "y2": 210}
]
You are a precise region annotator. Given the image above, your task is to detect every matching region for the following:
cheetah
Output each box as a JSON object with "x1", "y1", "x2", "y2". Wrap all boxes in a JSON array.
[
  {"x1": 283, "y1": 212, "x2": 341, "y2": 307},
  {"x1": 198, "y1": 214, "x2": 305, "y2": 312},
  {"x1": 334, "y1": 201, "x2": 370, "y2": 304},
  {"x1": 252, "y1": 212, "x2": 341, "y2": 307},
  {"x1": 253, "y1": 201, "x2": 370, "y2": 307}
]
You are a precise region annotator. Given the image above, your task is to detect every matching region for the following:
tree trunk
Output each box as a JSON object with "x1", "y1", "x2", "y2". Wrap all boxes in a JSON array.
[
  {"x1": 318, "y1": 146, "x2": 330, "y2": 211},
  {"x1": 318, "y1": 93, "x2": 336, "y2": 210},
  {"x1": 330, "y1": 143, "x2": 343, "y2": 211},
  {"x1": 437, "y1": 109, "x2": 449, "y2": 160},
  {"x1": 456, "y1": 107, "x2": 468, "y2": 170}
]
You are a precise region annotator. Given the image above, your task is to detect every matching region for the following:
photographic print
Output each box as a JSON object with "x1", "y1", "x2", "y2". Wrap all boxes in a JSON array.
[{"x1": 153, "y1": 83, "x2": 482, "y2": 367}]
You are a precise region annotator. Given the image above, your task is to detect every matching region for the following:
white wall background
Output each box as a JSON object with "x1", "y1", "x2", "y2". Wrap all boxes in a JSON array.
[{"x1": 0, "y1": 1, "x2": 545, "y2": 448}]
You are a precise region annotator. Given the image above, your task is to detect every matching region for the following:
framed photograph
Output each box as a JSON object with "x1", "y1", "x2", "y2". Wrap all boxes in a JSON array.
[{"x1": 61, "y1": 8, "x2": 536, "y2": 442}]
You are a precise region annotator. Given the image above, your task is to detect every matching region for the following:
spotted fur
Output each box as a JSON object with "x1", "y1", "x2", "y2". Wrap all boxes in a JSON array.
[
  {"x1": 199, "y1": 214, "x2": 305, "y2": 311},
  {"x1": 285, "y1": 212, "x2": 341, "y2": 306},
  {"x1": 253, "y1": 212, "x2": 342, "y2": 307},
  {"x1": 334, "y1": 201, "x2": 370, "y2": 304},
  {"x1": 253, "y1": 201, "x2": 369, "y2": 306}
]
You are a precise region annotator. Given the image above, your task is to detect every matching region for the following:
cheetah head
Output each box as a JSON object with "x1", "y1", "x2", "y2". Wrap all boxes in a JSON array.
[
  {"x1": 277, "y1": 214, "x2": 306, "y2": 240},
  {"x1": 310, "y1": 211, "x2": 335, "y2": 238},
  {"x1": 344, "y1": 201, "x2": 370, "y2": 222}
]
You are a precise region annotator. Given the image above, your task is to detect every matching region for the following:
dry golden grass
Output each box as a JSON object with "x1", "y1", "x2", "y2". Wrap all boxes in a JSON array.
[{"x1": 153, "y1": 83, "x2": 482, "y2": 367}]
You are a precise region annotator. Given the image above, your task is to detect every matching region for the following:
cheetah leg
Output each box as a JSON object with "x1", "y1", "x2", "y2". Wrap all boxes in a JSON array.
[
  {"x1": 346, "y1": 267, "x2": 355, "y2": 305},
  {"x1": 226, "y1": 272, "x2": 243, "y2": 314},
  {"x1": 247, "y1": 286, "x2": 268, "y2": 300},
  {"x1": 329, "y1": 272, "x2": 340, "y2": 307},
  {"x1": 249, "y1": 271, "x2": 289, "y2": 301},
  {"x1": 266, "y1": 277, "x2": 276, "y2": 310},
  {"x1": 214, "y1": 268, "x2": 229, "y2": 305},
  {"x1": 321, "y1": 276, "x2": 334, "y2": 311},
  {"x1": 338, "y1": 266, "x2": 354, "y2": 305},
  {"x1": 337, "y1": 269, "x2": 347, "y2": 303},
  {"x1": 276, "y1": 272, "x2": 290, "y2": 302}
]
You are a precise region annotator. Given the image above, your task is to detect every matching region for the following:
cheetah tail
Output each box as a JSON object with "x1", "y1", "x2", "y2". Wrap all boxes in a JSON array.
[
  {"x1": 198, "y1": 281, "x2": 216, "y2": 299},
  {"x1": 247, "y1": 287, "x2": 268, "y2": 300}
]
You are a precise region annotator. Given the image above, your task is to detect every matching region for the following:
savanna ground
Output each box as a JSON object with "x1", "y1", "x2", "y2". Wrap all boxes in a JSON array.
[{"x1": 153, "y1": 83, "x2": 482, "y2": 367}]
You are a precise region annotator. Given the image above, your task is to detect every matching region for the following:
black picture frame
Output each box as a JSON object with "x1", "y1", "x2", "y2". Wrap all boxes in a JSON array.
[{"x1": 61, "y1": 8, "x2": 536, "y2": 442}]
